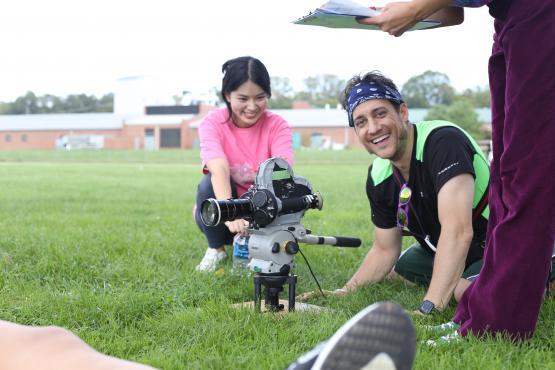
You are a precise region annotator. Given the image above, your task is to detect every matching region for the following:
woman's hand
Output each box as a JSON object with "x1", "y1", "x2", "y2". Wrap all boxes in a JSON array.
[{"x1": 225, "y1": 219, "x2": 249, "y2": 235}]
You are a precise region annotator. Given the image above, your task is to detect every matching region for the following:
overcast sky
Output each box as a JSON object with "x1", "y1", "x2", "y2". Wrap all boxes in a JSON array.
[{"x1": 0, "y1": 0, "x2": 494, "y2": 102}]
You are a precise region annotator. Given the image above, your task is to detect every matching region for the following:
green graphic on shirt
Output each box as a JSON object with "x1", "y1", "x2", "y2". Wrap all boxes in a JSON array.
[{"x1": 370, "y1": 121, "x2": 490, "y2": 218}]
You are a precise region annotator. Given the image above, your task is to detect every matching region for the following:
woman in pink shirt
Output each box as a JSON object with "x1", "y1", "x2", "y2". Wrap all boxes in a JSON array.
[{"x1": 194, "y1": 56, "x2": 293, "y2": 272}]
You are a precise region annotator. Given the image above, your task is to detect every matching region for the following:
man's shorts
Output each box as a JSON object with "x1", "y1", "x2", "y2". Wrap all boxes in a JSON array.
[{"x1": 394, "y1": 243, "x2": 482, "y2": 286}]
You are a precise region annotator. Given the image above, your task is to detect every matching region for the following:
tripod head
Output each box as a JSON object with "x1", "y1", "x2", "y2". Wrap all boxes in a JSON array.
[{"x1": 200, "y1": 157, "x2": 361, "y2": 311}]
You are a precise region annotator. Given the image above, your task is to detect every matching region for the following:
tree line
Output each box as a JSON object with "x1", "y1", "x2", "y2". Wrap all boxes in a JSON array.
[
  {"x1": 1, "y1": 71, "x2": 488, "y2": 114},
  {"x1": 0, "y1": 70, "x2": 488, "y2": 115},
  {"x1": 266, "y1": 70, "x2": 490, "y2": 139},
  {"x1": 0, "y1": 92, "x2": 113, "y2": 114},
  {"x1": 267, "y1": 70, "x2": 490, "y2": 109},
  {"x1": 1, "y1": 70, "x2": 489, "y2": 139}
]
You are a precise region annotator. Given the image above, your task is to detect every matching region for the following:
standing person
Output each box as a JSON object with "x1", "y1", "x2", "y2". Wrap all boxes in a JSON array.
[
  {"x1": 360, "y1": 0, "x2": 555, "y2": 341},
  {"x1": 194, "y1": 56, "x2": 293, "y2": 272}
]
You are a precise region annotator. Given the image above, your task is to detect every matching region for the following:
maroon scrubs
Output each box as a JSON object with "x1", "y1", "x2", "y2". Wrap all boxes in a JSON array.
[{"x1": 453, "y1": 0, "x2": 555, "y2": 340}]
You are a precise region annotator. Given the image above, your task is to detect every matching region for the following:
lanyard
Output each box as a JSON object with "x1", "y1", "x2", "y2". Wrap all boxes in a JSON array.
[{"x1": 391, "y1": 167, "x2": 437, "y2": 252}]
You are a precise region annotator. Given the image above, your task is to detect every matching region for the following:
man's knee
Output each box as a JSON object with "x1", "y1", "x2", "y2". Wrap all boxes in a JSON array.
[
  {"x1": 394, "y1": 265, "x2": 431, "y2": 286},
  {"x1": 394, "y1": 245, "x2": 434, "y2": 286}
]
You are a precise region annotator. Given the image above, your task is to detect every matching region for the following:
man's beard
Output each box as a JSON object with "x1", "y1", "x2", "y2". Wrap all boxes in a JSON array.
[{"x1": 389, "y1": 126, "x2": 408, "y2": 162}]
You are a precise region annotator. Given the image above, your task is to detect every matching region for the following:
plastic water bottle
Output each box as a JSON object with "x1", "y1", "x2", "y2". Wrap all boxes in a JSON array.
[{"x1": 232, "y1": 235, "x2": 250, "y2": 273}]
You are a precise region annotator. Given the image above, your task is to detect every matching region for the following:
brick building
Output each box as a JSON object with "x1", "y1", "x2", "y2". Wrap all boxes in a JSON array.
[
  {"x1": 0, "y1": 75, "x2": 491, "y2": 151},
  {"x1": 0, "y1": 105, "x2": 212, "y2": 150},
  {"x1": 0, "y1": 106, "x2": 491, "y2": 151}
]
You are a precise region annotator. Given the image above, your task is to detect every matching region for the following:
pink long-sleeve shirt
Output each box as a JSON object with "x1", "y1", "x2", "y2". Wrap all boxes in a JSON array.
[{"x1": 199, "y1": 107, "x2": 294, "y2": 196}]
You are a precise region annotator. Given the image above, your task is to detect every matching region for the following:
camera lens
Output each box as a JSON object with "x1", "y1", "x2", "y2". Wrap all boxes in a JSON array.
[
  {"x1": 200, "y1": 198, "x2": 253, "y2": 226},
  {"x1": 200, "y1": 199, "x2": 220, "y2": 226}
]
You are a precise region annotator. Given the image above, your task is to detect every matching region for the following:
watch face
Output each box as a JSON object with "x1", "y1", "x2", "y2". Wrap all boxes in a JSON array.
[{"x1": 419, "y1": 300, "x2": 435, "y2": 315}]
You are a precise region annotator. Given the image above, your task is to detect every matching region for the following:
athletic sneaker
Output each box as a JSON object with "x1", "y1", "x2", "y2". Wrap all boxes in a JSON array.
[
  {"x1": 425, "y1": 331, "x2": 461, "y2": 347},
  {"x1": 422, "y1": 321, "x2": 460, "y2": 333},
  {"x1": 286, "y1": 301, "x2": 416, "y2": 370},
  {"x1": 195, "y1": 248, "x2": 227, "y2": 272}
]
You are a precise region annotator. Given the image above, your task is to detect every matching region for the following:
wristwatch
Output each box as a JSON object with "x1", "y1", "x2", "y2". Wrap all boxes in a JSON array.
[{"x1": 418, "y1": 300, "x2": 436, "y2": 315}]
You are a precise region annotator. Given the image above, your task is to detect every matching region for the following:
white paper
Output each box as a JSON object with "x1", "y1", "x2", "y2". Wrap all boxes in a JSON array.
[{"x1": 293, "y1": 0, "x2": 440, "y2": 31}]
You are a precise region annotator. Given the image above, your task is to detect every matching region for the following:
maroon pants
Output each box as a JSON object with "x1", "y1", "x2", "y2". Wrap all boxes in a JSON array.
[{"x1": 453, "y1": 0, "x2": 555, "y2": 340}]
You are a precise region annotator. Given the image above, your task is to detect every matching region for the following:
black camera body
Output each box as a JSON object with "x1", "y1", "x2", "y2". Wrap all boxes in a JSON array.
[{"x1": 201, "y1": 157, "x2": 322, "y2": 230}]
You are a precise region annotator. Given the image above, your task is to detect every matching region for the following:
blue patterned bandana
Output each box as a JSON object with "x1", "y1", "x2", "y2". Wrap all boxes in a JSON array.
[{"x1": 347, "y1": 81, "x2": 404, "y2": 127}]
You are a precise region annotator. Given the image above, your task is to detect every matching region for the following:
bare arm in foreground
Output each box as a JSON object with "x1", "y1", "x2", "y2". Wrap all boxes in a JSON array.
[{"x1": 0, "y1": 320, "x2": 156, "y2": 370}]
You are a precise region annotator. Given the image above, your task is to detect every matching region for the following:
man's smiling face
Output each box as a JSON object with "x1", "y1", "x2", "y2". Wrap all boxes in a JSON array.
[{"x1": 352, "y1": 99, "x2": 409, "y2": 162}]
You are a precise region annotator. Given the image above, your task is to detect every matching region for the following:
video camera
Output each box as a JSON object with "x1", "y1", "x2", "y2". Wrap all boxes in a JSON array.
[{"x1": 200, "y1": 157, "x2": 361, "y2": 312}]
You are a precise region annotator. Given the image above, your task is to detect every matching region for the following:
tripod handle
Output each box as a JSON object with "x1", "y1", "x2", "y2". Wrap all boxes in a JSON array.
[
  {"x1": 333, "y1": 236, "x2": 362, "y2": 247},
  {"x1": 298, "y1": 234, "x2": 361, "y2": 247}
]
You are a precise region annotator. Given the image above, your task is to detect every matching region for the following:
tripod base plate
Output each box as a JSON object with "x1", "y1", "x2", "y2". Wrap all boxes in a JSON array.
[{"x1": 231, "y1": 300, "x2": 327, "y2": 314}]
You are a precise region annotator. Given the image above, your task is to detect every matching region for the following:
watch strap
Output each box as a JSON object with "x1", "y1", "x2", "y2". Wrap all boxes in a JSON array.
[{"x1": 419, "y1": 300, "x2": 435, "y2": 315}]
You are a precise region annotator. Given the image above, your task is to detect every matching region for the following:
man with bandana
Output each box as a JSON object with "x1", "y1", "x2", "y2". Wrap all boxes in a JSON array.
[{"x1": 301, "y1": 71, "x2": 493, "y2": 316}]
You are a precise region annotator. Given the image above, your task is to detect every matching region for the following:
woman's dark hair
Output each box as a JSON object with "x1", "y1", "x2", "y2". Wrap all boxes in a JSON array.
[
  {"x1": 340, "y1": 70, "x2": 401, "y2": 112},
  {"x1": 220, "y1": 56, "x2": 271, "y2": 117}
]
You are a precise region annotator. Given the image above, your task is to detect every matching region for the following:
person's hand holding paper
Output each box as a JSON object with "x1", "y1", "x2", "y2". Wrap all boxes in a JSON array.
[
  {"x1": 357, "y1": 1, "x2": 422, "y2": 36},
  {"x1": 358, "y1": 0, "x2": 464, "y2": 36},
  {"x1": 293, "y1": 0, "x2": 458, "y2": 32}
]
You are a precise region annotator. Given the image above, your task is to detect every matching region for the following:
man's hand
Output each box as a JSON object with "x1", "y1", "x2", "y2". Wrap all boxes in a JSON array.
[
  {"x1": 224, "y1": 219, "x2": 249, "y2": 235},
  {"x1": 297, "y1": 287, "x2": 350, "y2": 301}
]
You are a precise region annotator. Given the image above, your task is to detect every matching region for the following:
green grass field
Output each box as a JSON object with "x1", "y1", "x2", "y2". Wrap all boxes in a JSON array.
[{"x1": 0, "y1": 150, "x2": 553, "y2": 369}]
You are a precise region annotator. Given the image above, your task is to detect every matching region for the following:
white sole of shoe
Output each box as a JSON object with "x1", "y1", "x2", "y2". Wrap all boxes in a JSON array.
[{"x1": 311, "y1": 301, "x2": 416, "y2": 370}]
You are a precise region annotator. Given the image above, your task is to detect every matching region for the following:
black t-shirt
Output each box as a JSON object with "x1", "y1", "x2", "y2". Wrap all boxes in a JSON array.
[{"x1": 366, "y1": 123, "x2": 488, "y2": 267}]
